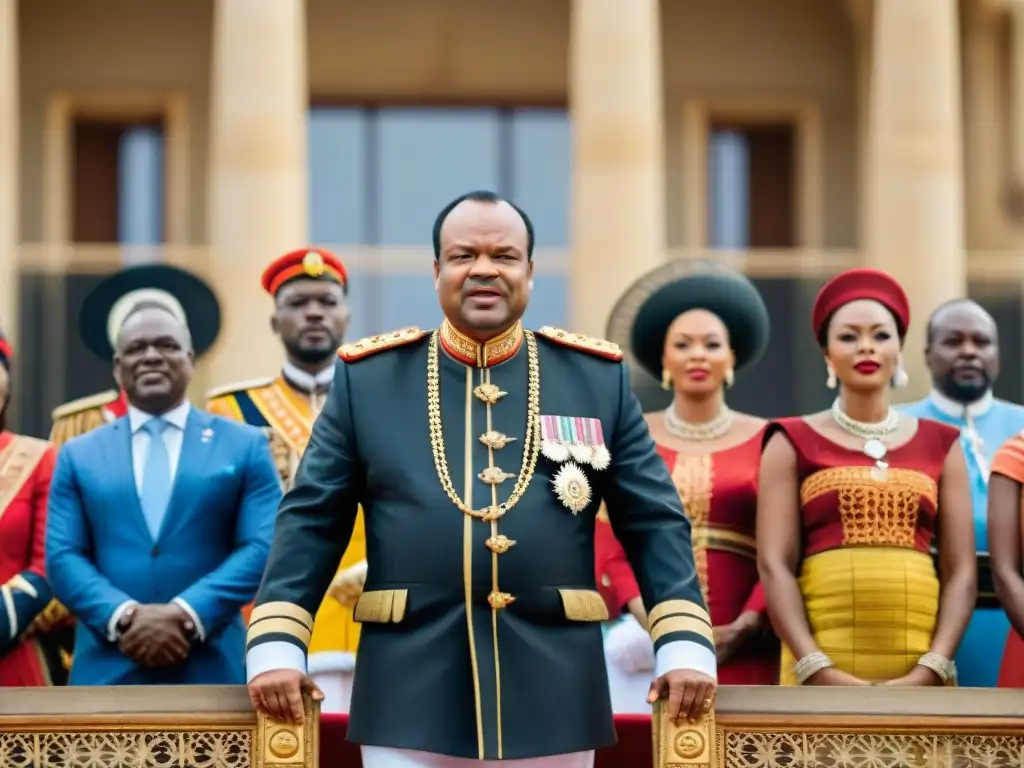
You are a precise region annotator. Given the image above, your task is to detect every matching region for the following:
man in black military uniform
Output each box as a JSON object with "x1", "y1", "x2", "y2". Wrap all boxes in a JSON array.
[{"x1": 247, "y1": 191, "x2": 717, "y2": 768}]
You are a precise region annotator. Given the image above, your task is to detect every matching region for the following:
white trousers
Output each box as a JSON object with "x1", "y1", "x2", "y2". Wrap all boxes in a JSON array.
[{"x1": 360, "y1": 747, "x2": 595, "y2": 768}]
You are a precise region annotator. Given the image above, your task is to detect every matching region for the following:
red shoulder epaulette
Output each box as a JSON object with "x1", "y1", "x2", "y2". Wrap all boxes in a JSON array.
[
  {"x1": 536, "y1": 326, "x2": 623, "y2": 362},
  {"x1": 338, "y1": 327, "x2": 427, "y2": 363}
]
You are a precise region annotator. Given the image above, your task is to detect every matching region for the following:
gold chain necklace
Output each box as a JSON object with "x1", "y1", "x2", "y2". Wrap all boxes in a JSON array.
[{"x1": 427, "y1": 329, "x2": 542, "y2": 521}]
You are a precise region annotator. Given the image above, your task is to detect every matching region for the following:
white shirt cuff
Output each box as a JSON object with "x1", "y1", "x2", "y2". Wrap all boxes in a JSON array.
[
  {"x1": 172, "y1": 597, "x2": 206, "y2": 642},
  {"x1": 107, "y1": 600, "x2": 138, "y2": 643},
  {"x1": 247, "y1": 640, "x2": 307, "y2": 683},
  {"x1": 654, "y1": 640, "x2": 718, "y2": 681}
]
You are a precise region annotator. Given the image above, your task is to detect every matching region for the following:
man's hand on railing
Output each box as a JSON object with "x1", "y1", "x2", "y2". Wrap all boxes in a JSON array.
[
  {"x1": 647, "y1": 668, "x2": 716, "y2": 723},
  {"x1": 249, "y1": 669, "x2": 325, "y2": 723}
]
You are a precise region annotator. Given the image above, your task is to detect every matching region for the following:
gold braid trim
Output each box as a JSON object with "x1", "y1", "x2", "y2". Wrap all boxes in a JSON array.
[{"x1": 427, "y1": 329, "x2": 541, "y2": 522}]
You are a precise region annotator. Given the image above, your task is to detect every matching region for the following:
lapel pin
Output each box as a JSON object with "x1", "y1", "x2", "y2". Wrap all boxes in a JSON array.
[{"x1": 201, "y1": 428, "x2": 214, "y2": 443}]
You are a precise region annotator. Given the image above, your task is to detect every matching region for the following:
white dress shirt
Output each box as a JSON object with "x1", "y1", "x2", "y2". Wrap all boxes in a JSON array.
[{"x1": 106, "y1": 400, "x2": 207, "y2": 643}]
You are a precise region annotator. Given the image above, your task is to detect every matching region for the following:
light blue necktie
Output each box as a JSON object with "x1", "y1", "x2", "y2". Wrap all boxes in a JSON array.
[{"x1": 139, "y1": 418, "x2": 172, "y2": 540}]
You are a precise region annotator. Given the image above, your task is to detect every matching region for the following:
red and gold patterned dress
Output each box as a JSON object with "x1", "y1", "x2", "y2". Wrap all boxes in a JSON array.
[
  {"x1": 595, "y1": 428, "x2": 778, "y2": 684},
  {"x1": 769, "y1": 417, "x2": 960, "y2": 684},
  {"x1": 0, "y1": 431, "x2": 58, "y2": 686}
]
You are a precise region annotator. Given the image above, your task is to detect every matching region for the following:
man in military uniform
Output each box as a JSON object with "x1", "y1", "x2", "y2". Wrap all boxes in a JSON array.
[
  {"x1": 246, "y1": 191, "x2": 716, "y2": 768},
  {"x1": 205, "y1": 248, "x2": 367, "y2": 680},
  {"x1": 40, "y1": 264, "x2": 221, "y2": 684}
]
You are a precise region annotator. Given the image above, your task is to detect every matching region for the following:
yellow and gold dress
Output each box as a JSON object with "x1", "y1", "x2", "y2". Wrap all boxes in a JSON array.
[
  {"x1": 770, "y1": 417, "x2": 960, "y2": 684},
  {"x1": 206, "y1": 375, "x2": 365, "y2": 656}
]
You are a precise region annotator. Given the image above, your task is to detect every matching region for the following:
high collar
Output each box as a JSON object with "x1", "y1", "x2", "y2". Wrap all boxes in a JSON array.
[
  {"x1": 439, "y1": 319, "x2": 524, "y2": 368},
  {"x1": 282, "y1": 360, "x2": 335, "y2": 394},
  {"x1": 928, "y1": 387, "x2": 994, "y2": 420}
]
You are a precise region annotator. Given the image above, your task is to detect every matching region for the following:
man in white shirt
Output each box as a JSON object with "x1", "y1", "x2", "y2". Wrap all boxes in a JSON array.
[{"x1": 45, "y1": 305, "x2": 282, "y2": 684}]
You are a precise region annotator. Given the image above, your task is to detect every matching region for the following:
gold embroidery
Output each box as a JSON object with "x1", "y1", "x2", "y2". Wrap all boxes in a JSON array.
[
  {"x1": 338, "y1": 327, "x2": 426, "y2": 362},
  {"x1": 558, "y1": 588, "x2": 609, "y2": 622},
  {"x1": 249, "y1": 381, "x2": 314, "y2": 458},
  {"x1": 672, "y1": 454, "x2": 714, "y2": 609},
  {"x1": 693, "y1": 527, "x2": 757, "y2": 559},
  {"x1": 536, "y1": 326, "x2": 624, "y2": 361},
  {"x1": 800, "y1": 466, "x2": 936, "y2": 547},
  {"x1": 440, "y1": 320, "x2": 523, "y2": 368},
  {"x1": 353, "y1": 589, "x2": 408, "y2": 624}
]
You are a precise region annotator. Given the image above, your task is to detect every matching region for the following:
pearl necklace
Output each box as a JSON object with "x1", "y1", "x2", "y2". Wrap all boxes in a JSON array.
[
  {"x1": 830, "y1": 398, "x2": 899, "y2": 481},
  {"x1": 663, "y1": 403, "x2": 734, "y2": 441}
]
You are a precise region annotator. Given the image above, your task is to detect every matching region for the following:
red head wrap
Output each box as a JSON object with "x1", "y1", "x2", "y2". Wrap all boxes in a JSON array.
[
  {"x1": 812, "y1": 268, "x2": 910, "y2": 343},
  {"x1": 260, "y1": 248, "x2": 348, "y2": 297}
]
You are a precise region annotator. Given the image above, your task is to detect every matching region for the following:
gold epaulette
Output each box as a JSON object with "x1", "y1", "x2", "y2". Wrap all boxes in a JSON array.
[
  {"x1": 536, "y1": 326, "x2": 623, "y2": 362},
  {"x1": 50, "y1": 390, "x2": 120, "y2": 421},
  {"x1": 205, "y1": 376, "x2": 277, "y2": 401},
  {"x1": 338, "y1": 327, "x2": 426, "y2": 363}
]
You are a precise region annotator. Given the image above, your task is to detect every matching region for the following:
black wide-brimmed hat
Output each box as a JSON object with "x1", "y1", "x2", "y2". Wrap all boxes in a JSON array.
[
  {"x1": 607, "y1": 259, "x2": 771, "y2": 383},
  {"x1": 79, "y1": 264, "x2": 222, "y2": 360}
]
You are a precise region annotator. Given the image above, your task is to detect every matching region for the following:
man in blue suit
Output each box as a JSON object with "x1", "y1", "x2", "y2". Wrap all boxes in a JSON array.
[{"x1": 46, "y1": 300, "x2": 282, "y2": 685}]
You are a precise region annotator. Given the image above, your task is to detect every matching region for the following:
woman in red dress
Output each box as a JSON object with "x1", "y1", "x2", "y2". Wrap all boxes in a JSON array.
[
  {"x1": 0, "y1": 331, "x2": 59, "y2": 686},
  {"x1": 597, "y1": 261, "x2": 779, "y2": 687},
  {"x1": 987, "y1": 432, "x2": 1024, "y2": 686},
  {"x1": 757, "y1": 269, "x2": 976, "y2": 686}
]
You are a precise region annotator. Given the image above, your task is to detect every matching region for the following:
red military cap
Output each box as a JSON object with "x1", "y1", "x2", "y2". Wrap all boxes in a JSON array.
[
  {"x1": 260, "y1": 248, "x2": 348, "y2": 297},
  {"x1": 812, "y1": 267, "x2": 910, "y2": 343},
  {"x1": 0, "y1": 331, "x2": 10, "y2": 367}
]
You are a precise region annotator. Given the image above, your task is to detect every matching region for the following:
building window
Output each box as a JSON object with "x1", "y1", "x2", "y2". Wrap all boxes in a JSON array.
[
  {"x1": 707, "y1": 122, "x2": 796, "y2": 249},
  {"x1": 308, "y1": 106, "x2": 570, "y2": 337},
  {"x1": 72, "y1": 118, "x2": 165, "y2": 248}
]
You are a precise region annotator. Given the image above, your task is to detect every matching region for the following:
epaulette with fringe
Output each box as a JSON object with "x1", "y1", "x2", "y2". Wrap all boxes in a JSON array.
[
  {"x1": 50, "y1": 390, "x2": 120, "y2": 421},
  {"x1": 536, "y1": 326, "x2": 623, "y2": 362},
  {"x1": 205, "y1": 376, "x2": 277, "y2": 401},
  {"x1": 338, "y1": 327, "x2": 427, "y2": 363}
]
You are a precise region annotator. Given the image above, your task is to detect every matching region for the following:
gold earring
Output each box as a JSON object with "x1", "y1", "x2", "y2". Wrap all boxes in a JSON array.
[
  {"x1": 826, "y1": 366, "x2": 837, "y2": 390},
  {"x1": 725, "y1": 368, "x2": 735, "y2": 389},
  {"x1": 661, "y1": 369, "x2": 672, "y2": 391}
]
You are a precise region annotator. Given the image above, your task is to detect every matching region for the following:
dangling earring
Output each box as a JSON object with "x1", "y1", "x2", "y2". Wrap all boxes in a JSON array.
[
  {"x1": 826, "y1": 365, "x2": 837, "y2": 390},
  {"x1": 724, "y1": 368, "x2": 735, "y2": 389},
  {"x1": 661, "y1": 369, "x2": 672, "y2": 391},
  {"x1": 893, "y1": 362, "x2": 909, "y2": 389}
]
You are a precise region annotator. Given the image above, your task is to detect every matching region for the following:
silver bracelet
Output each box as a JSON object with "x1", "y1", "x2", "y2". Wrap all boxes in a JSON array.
[
  {"x1": 917, "y1": 652, "x2": 955, "y2": 685},
  {"x1": 793, "y1": 651, "x2": 834, "y2": 685}
]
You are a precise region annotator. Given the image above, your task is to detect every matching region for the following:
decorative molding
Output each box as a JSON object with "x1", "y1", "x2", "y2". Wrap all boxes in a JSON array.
[
  {"x1": 41, "y1": 89, "x2": 191, "y2": 246},
  {"x1": 679, "y1": 96, "x2": 825, "y2": 251},
  {"x1": 0, "y1": 690, "x2": 319, "y2": 768}
]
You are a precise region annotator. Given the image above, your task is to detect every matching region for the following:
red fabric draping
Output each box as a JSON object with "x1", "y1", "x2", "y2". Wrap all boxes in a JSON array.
[{"x1": 319, "y1": 714, "x2": 652, "y2": 766}]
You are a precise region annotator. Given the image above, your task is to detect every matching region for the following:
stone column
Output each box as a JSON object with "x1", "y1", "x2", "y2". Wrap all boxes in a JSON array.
[
  {"x1": 569, "y1": 0, "x2": 665, "y2": 339},
  {"x1": 864, "y1": 0, "x2": 965, "y2": 401},
  {"x1": 0, "y1": 0, "x2": 17, "y2": 343},
  {"x1": 206, "y1": 0, "x2": 308, "y2": 386}
]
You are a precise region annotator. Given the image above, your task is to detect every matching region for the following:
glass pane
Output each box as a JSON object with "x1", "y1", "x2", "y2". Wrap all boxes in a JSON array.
[
  {"x1": 376, "y1": 109, "x2": 501, "y2": 246},
  {"x1": 508, "y1": 109, "x2": 571, "y2": 248},
  {"x1": 708, "y1": 130, "x2": 749, "y2": 249},
  {"x1": 309, "y1": 108, "x2": 368, "y2": 245},
  {"x1": 118, "y1": 126, "x2": 164, "y2": 247}
]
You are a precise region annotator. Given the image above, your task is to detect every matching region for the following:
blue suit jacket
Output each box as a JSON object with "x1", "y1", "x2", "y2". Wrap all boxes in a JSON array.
[{"x1": 45, "y1": 407, "x2": 282, "y2": 685}]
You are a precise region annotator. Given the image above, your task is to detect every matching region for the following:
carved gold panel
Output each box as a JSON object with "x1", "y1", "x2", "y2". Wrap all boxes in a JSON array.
[
  {"x1": 654, "y1": 702, "x2": 1024, "y2": 768},
  {"x1": 0, "y1": 692, "x2": 318, "y2": 768}
]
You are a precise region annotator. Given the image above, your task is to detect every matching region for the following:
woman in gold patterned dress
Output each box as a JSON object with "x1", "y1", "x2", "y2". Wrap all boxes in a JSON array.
[
  {"x1": 757, "y1": 268, "x2": 976, "y2": 686},
  {"x1": 598, "y1": 262, "x2": 778, "y2": 685}
]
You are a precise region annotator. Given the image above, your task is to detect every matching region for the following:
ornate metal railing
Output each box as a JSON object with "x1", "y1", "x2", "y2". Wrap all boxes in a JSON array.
[
  {"x1": 656, "y1": 687, "x2": 1024, "y2": 768},
  {"x1": 0, "y1": 686, "x2": 318, "y2": 768}
]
